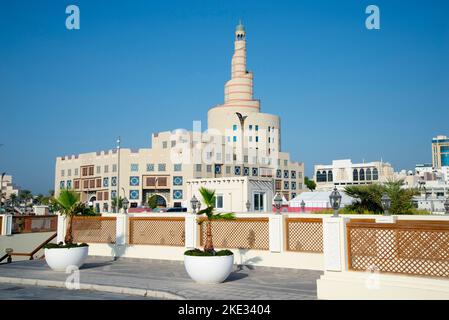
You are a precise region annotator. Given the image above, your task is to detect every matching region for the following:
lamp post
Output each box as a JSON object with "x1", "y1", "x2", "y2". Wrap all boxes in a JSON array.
[
  {"x1": 329, "y1": 187, "x2": 342, "y2": 217},
  {"x1": 116, "y1": 137, "x2": 121, "y2": 213},
  {"x1": 273, "y1": 193, "x2": 283, "y2": 214},
  {"x1": 300, "y1": 200, "x2": 305, "y2": 213},
  {"x1": 444, "y1": 196, "x2": 449, "y2": 215},
  {"x1": 190, "y1": 195, "x2": 199, "y2": 214},
  {"x1": 245, "y1": 200, "x2": 251, "y2": 212},
  {"x1": 122, "y1": 197, "x2": 129, "y2": 214},
  {"x1": 0, "y1": 172, "x2": 5, "y2": 214},
  {"x1": 381, "y1": 193, "x2": 391, "y2": 216}
]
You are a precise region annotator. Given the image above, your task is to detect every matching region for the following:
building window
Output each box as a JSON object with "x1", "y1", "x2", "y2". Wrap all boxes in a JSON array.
[
  {"x1": 226, "y1": 166, "x2": 231, "y2": 174},
  {"x1": 131, "y1": 164, "x2": 139, "y2": 172},
  {"x1": 215, "y1": 165, "x2": 222, "y2": 174},
  {"x1": 111, "y1": 176, "x2": 117, "y2": 187},
  {"x1": 298, "y1": 172, "x2": 302, "y2": 179},
  {"x1": 207, "y1": 165, "x2": 212, "y2": 173},
  {"x1": 96, "y1": 166, "x2": 101, "y2": 174},
  {"x1": 249, "y1": 125, "x2": 253, "y2": 130},
  {"x1": 173, "y1": 176, "x2": 183, "y2": 186},
  {"x1": 129, "y1": 190, "x2": 139, "y2": 200},
  {"x1": 112, "y1": 164, "x2": 117, "y2": 172},
  {"x1": 146, "y1": 163, "x2": 154, "y2": 172},
  {"x1": 196, "y1": 164, "x2": 202, "y2": 172},
  {"x1": 291, "y1": 193, "x2": 297, "y2": 199},
  {"x1": 366, "y1": 169, "x2": 372, "y2": 180},
  {"x1": 171, "y1": 140, "x2": 176, "y2": 148},
  {"x1": 74, "y1": 168, "x2": 79, "y2": 176},
  {"x1": 61, "y1": 170, "x2": 65, "y2": 177},
  {"x1": 67, "y1": 169, "x2": 72, "y2": 177},
  {"x1": 284, "y1": 181, "x2": 290, "y2": 190},
  {"x1": 292, "y1": 182, "x2": 297, "y2": 189},
  {"x1": 233, "y1": 136, "x2": 237, "y2": 142},
  {"x1": 328, "y1": 171, "x2": 333, "y2": 182},
  {"x1": 298, "y1": 183, "x2": 303, "y2": 189},
  {"x1": 162, "y1": 141, "x2": 167, "y2": 149},
  {"x1": 373, "y1": 168, "x2": 379, "y2": 180},
  {"x1": 253, "y1": 192, "x2": 264, "y2": 211},
  {"x1": 284, "y1": 170, "x2": 289, "y2": 179},
  {"x1": 233, "y1": 125, "x2": 237, "y2": 131},
  {"x1": 216, "y1": 194, "x2": 224, "y2": 209},
  {"x1": 130, "y1": 176, "x2": 140, "y2": 186},
  {"x1": 284, "y1": 160, "x2": 288, "y2": 166},
  {"x1": 234, "y1": 166, "x2": 241, "y2": 175},
  {"x1": 66, "y1": 180, "x2": 72, "y2": 189},
  {"x1": 74, "y1": 180, "x2": 80, "y2": 189},
  {"x1": 96, "y1": 178, "x2": 102, "y2": 188},
  {"x1": 158, "y1": 164, "x2": 166, "y2": 172},
  {"x1": 255, "y1": 136, "x2": 259, "y2": 142},
  {"x1": 243, "y1": 167, "x2": 250, "y2": 176},
  {"x1": 252, "y1": 168, "x2": 258, "y2": 176},
  {"x1": 104, "y1": 165, "x2": 109, "y2": 173},
  {"x1": 174, "y1": 164, "x2": 182, "y2": 171},
  {"x1": 276, "y1": 170, "x2": 282, "y2": 178},
  {"x1": 316, "y1": 171, "x2": 327, "y2": 182},
  {"x1": 255, "y1": 125, "x2": 259, "y2": 131},
  {"x1": 173, "y1": 190, "x2": 183, "y2": 200},
  {"x1": 111, "y1": 190, "x2": 117, "y2": 200},
  {"x1": 216, "y1": 153, "x2": 222, "y2": 161},
  {"x1": 291, "y1": 171, "x2": 296, "y2": 179},
  {"x1": 249, "y1": 136, "x2": 253, "y2": 142},
  {"x1": 103, "y1": 177, "x2": 109, "y2": 187},
  {"x1": 359, "y1": 169, "x2": 365, "y2": 181},
  {"x1": 353, "y1": 169, "x2": 359, "y2": 181}
]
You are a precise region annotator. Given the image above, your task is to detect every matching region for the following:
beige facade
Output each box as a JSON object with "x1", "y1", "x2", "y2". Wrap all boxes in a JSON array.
[
  {"x1": 313, "y1": 159, "x2": 395, "y2": 191},
  {"x1": 1, "y1": 174, "x2": 19, "y2": 200},
  {"x1": 432, "y1": 135, "x2": 449, "y2": 169},
  {"x1": 54, "y1": 22, "x2": 305, "y2": 211}
]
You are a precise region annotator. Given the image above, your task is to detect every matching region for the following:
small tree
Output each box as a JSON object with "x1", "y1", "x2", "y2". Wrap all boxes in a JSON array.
[
  {"x1": 52, "y1": 189, "x2": 88, "y2": 245},
  {"x1": 111, "y1": 196, "x2": 123, "y2": 213},
  {"x1": 304, "y1": 177, "x2": 316, "y2": 191},
  {"x1": 148, "y1": 195, "x2": 158, "y2": 210},
  {"x1": 196, "y1": 187, "x2": 236, "y2": 253}
]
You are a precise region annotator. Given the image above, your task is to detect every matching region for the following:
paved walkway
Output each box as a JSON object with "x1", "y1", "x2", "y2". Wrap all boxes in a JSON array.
[
  {"x1": 0, "y1": 257, "x2": 322, "y2": 300},
  {"x1": 0, "y1": 283, "x2": 157, "y2": 300}
]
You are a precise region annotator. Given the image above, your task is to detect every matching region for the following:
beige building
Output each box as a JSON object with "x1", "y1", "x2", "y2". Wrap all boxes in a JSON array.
[
  {"x1": 432, "y1": 135, "x2": 449, "y2": 169},
  {"x1": 54, "y1": 22, "x2": 305, "y2": 211},
  {"x1": 313, "y1": 159, "x2": 395, "y2": 191},
  {"x1": 1, "y1": 174, "x2": 19, "y2": 200}
]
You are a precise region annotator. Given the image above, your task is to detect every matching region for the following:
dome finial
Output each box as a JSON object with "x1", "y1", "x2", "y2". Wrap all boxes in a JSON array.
[{"x1": 236, "y1": 19, "x2": 245, "y2": 32}]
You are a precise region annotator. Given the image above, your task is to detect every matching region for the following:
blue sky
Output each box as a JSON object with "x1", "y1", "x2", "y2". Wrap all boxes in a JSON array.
[{"x1": 0, "y1": 0, "x2": 448, "y2": 194}]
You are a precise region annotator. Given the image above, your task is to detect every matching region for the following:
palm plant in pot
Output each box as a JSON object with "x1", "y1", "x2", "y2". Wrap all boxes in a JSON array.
[
  {"x1": 184, "y1": 187, "x2": 236, "y2": 284},
  {"x1": 44, "y1": 189, "x2": 90, "y2": 271}
]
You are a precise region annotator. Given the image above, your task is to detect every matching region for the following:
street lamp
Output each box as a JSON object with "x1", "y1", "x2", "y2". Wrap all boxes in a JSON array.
[
  {"x1": 300, "y1": 200, "x2": 306, "y2": 213},
  {"x1": 122, "y1": 197, "x2": 129, "y2": 214},
  {"x1": 329, "y1": 187, "x2": 342, "y2": 217},
  {"x1": 381, "y1": 193, "x2": 391, "y2": 216},
  {"x1": 245, "y1": 200, "x2": 251, "y2": 212},
  {"x1": 190, "y1": 195, "x2": 199, "y2": 214},
  {"x1": 444, "y1": 197, "x2": 449, "y2": 215},
  {"x1": 274, "y1": 193, "x2": 283, "y2": 214}
]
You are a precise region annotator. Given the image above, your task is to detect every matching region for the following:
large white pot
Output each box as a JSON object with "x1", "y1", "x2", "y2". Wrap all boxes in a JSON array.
[
  {"x1": 184, "y1": 254, "x2": 234, "y2": 284},
  {"x1": 45, "y1": 246, "x2": 89, "y2": 272}
]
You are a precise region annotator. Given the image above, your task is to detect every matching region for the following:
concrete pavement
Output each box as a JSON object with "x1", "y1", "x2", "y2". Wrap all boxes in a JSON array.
[{"x1": 0, "y1": 256, "x2": 322, "y2": 300}]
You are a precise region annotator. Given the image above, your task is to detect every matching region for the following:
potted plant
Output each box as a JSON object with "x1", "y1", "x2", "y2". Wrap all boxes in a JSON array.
[
  {"x1": 43, "y1": 189, "x2": 89, "y2": 271},
  {"x1": 184, "y1": 187, "x2": 236, "y2": 284}
]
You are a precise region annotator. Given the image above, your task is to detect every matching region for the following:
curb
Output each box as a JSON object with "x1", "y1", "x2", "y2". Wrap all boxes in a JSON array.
[{"x1": 0, "y1": 276, "x2": 185, "y2": 300}]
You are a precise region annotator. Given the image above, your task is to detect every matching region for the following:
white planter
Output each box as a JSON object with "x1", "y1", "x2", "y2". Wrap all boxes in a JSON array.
[
  {"x1": 184, "y1": 254, "x2": 234, "y2": 284},
  {"x1": 45, "y1": 246, "x2": 89, "y2": 272}
]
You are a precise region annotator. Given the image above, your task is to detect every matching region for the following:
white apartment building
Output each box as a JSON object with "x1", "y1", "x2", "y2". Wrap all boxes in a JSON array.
[
  {"x1": 1, "y1": 174, "x2": 19, "y2": 200},
  {"x1": 313, "y1": 159, "x2": 395, "y2": 191},
  {"x1": 54, "y1": 22, "x2": 305, "y2": 211}
]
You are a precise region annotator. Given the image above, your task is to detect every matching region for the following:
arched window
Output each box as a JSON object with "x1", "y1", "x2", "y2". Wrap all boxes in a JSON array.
[
  {"x1": 328, "y1": 170, "x2": 333, "y2": 182},
  {"x1": 316, "y1": 171, "x2": 327, "y2": 182},
  {"x1": 366, "y1": 168, "x2": 372, "y2": 180},
  {"x1": 353, "y1": 169, "x2": 359, "y2": 181},
  {"x1": 373, "y1": 168, "x2": 379, "y2": 180},
  {"x1": 359, "y1": 169, "x2": 365, "y2": 181}
]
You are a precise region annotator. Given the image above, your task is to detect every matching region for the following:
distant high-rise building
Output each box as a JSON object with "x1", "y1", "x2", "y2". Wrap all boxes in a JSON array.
[{"x1": 432, "y1": 135, "x2": 449, "y2": 169}]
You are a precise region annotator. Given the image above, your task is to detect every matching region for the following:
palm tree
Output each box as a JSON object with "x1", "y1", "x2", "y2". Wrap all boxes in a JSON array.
[
  {"x1": 111, "y1": 196, "x2": 123, "y2": 212},
  {"x1": 52, "y1": 189, "x2": 88, "y2": 245},
  {"x1": 196, "y1": 187, "x2": 236, "y2": 253}
]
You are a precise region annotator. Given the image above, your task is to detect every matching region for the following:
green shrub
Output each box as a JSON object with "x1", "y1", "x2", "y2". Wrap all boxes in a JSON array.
[
  {"x1": 184, "y1": 249, "x2": 233, "y2": 256},
  {"x1": 43, "y1": 242, "x2": 89, "y2": 249}
]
